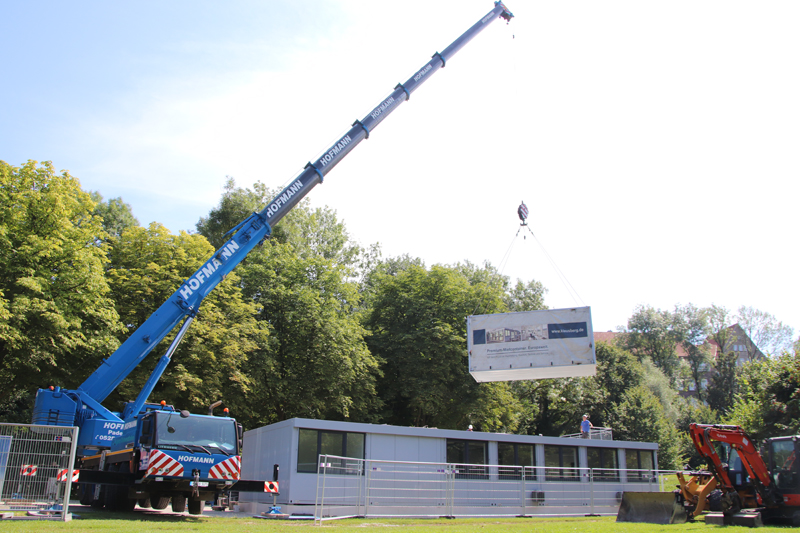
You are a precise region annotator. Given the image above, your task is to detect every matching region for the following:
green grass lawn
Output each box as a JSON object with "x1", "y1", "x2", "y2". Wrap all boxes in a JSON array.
[{"x1": 0, "y1": 513, "x2": 790, "y2": 533}]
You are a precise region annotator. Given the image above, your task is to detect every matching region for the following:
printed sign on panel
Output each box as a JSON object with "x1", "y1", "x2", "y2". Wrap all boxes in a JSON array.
[{"x1": 468, "y1": 306, "x2": 596, "y2": 382}]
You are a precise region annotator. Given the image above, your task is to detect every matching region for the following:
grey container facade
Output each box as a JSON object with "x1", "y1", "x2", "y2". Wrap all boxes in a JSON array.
[{"x1": 238, "y1": 418, "x2": 660, "y2": 516}]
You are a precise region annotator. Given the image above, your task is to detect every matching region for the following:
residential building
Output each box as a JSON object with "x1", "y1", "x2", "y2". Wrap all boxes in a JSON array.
[{"x1": 592, "y1": 326, "x2": 765, "y2": 400}]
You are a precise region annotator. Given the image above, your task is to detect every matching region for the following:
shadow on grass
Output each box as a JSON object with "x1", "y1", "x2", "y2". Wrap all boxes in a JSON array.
[{"x1": 72, "y1": 507, "x2": 208, "y2": 523}]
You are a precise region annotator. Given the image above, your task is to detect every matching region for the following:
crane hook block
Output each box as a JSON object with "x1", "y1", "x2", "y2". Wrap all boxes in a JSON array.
[{"x1": 518, "y1": 201, "x2": 529, "y2": 224}]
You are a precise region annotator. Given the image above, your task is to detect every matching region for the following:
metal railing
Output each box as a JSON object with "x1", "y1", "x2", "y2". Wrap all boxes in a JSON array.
[
  {"x1": 0, "y1": 423, "x2": 79, "y2": 521},
  {"x1": 313, "y1": 455, "x2": 675, "y2": 523},
  {"x1": 563, "y1": 427, "x2": 613, "y2": 440}
]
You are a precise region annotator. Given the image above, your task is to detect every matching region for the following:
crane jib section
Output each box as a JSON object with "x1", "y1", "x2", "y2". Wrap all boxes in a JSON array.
[
  {"x1": 75, "y1": 1, "x2": 513, "y2": 408},
  {"x1": 79, "y1": 209, "x2": 272, "y2": 401},
  {"x1": 259, "y1": 1, "x2": 512, "y2": 227}
]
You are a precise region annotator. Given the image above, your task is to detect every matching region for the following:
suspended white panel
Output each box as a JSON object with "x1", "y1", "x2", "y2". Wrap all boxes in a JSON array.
[{"x1": 468, "y1": 306, "x2": 596, "y2": 382}]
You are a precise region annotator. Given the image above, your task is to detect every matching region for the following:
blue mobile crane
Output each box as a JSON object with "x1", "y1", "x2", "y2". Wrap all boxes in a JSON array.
[{"x1": 31, "y1": 2, "x2": 514, "y2": 515}]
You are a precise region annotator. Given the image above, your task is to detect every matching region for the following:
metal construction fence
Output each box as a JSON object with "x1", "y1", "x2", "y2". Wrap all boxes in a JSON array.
[
  {"x1": 314, "y1": 454, "x2": 676, "y2": 523},
  {"x1": 562, "y1": 426, "x2": 613, "y2": 440},
  {"x1": 0, "y1": 423, "x2": 79, "y2": 521}
]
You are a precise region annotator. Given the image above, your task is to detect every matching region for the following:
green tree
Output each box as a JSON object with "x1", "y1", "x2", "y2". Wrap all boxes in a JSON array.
[
  {"x1": 359, "y1": 253, "x2": 425, "y2": 307},
  {"x1": 706, "y1": 304, "x2": 736, "y2": 354},
  {"x1": 727, "y1": 352, "x2": 800, "y2": 440},
  {"x1": 365, "y1": 262, "x2": 518, "y2": 430},
  {"x1": 196, "y1": 178, "x2": 382, "y2": 427},
  {"x1": 0, "y1": 160, "x2": 122, "y2": 421},
  {"x1": 594, "y1": 341, "x2": 645, "y2": 410},
  {"x1": 725, "y1": 357, "x2": 780, "y2": 440},
  {"x1": 512, "y1": 377, "x2": 601, "y2": 437},
  {"x1": 737, "y1": 305, "x2": 794, "y2": 358},
  {"x1": 195, "y1": 177, "x2": 269, "y2": 250},
  {"x1": 621, "y1": 305, "x2": 683, "y2": 380},
  {"x1": 196, "y1": 177, "x2": 362, "y2": 268},
  {"x1": 677, "y1": 400, "x2": 720, "y2": 469},
  {"x1": 238, "y1": 240, "x2": 381, "y2": 427},
  {"x1": 89, "y1": 191, "x2": 139, "y2": 237},
  {"x1": 640, "y1": 359, "x2": 681, "y2": 423},
  {"x1": 515, "y1": 341, "x2": 646, "y2": 438},
  {"x1": 675, "y1": 304, "x2": 712, "y2": 401},
  {"x1": 504, "y1": 278, "x2": 547, "y2": 313},
  {"x1": 511, "y1": 339, "x2": 684, "y2": 467},
  {"x1": 278, "y1": 199, "x2": 362, "y2": 267},
  {"x1": 705, "y1": 350, "x2": 738, "y2": 415},
  {"x1": 606, "y1": 385, "x2": 685, "y2": 469},
  {"x1": 104, "y1": 223, "x2": 263, "y2": 419},
  {"x1": 762, "y1": 351, "x2": 800, "y2": 435},
  {"x1": 682, "y1": 343, "x2": 713, "y2": 403}
]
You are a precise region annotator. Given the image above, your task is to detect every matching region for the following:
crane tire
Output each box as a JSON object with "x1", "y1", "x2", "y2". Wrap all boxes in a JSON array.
[
  {"x1": 172, "y1": 494, "x2": 187, "y2": 513},
  {"x1": 151, "y1": 494, "x2": 171, "y2": 510}
]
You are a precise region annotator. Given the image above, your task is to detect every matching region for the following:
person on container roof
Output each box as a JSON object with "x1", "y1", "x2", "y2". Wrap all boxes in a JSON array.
[{"x1": 580, "y1": 414, "x2": 592, "y2": 438}]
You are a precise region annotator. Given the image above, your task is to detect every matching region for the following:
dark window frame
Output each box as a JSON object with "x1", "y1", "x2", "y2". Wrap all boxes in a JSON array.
[
  {"x1": 625, "y1": 449, "x2": 655, "y2": 481},
  {"x1": 446, "y1": 439, "x2": 488, "y2": 480},
  {"x1": 498, "y1": 442, "x2": 537, "y2": 481},
  {"x1": 297, "y1": 428, "x2": 365, "y2": 474},
  {"x1": 544, "y1": 445, "x2": 579, "y2": 482},
  {"x1": 587, "y1": 447, "x2": 619, "y2": 482}
]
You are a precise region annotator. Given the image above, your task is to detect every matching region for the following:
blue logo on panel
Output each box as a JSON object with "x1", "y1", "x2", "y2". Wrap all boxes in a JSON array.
[{"x1": 547, "y1": 322, "x2": 588, "y2": 339}]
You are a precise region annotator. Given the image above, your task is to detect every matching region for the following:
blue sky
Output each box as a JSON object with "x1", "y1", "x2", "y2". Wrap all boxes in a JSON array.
[{"x1": 2, "y1": 1, "x2": 799, "y2": 341}]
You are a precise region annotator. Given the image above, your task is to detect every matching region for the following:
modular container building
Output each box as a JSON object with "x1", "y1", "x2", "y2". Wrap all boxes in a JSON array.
[{"x1": 239, "y1": 418, "x2": 660, "y2": 517}]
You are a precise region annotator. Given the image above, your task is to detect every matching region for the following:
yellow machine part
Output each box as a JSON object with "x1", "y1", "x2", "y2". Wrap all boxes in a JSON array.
[{"x1": 677, "y1": 472, "x2": 718, "y2": 517}]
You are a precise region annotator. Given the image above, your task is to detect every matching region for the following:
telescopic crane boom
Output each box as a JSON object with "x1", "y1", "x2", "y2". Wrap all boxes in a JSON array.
[
  {"x1": 34, "y1": 1, "x2": 513, "y2": 450},
  {"x1": 32, "y1": 2, "x2": 514, "y2": 515}
]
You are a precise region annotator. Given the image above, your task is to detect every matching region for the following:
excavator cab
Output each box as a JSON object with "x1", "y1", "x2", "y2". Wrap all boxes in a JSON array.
[
  {"x1": 768, "y1": 437, "x2": 798, "y2": 491},
  {"x1": 761, "y1": 436, "x2": 800, "y2": 526},
  {"x1": 716, "y1": 442, "x2": 748, "y2": 490}
]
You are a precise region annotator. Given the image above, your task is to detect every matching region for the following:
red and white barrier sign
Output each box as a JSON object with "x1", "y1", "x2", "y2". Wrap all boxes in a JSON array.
[
  {"x1": 264, "y1": 481, "x2": 279, "y2": 493},
  {"x1": 145, "y1": 449, "x2": 184, "y2": 477},
  {"x1": 209, "y1": 455, "x2": 241, "y2": 480},
  {"x1": 57, "y1": 469, "x2": 80, "y2": 482},
  {"x1": 20, "y1": 465, "x2": 37, "y2": 477}
]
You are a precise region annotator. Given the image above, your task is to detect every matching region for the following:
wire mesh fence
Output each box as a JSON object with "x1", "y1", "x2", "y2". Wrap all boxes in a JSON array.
[
  {"x1": 314, "y1": 455, "x2": 675, "y2": 523},
  {"x1": 0, "y1": 423, "x2": 79, "y2": 521},
  {"x1": 562, "y1": 427, "x2": 613, "y2": 440}
]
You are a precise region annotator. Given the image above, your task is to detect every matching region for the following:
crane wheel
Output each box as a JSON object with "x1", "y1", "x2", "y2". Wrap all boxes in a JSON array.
[
  {"x1": 172, "y1": 494, "x2": 187, "y2": 513},
  {"x1": 150, "y1": 494, "x2": 170, "y2": 510}
]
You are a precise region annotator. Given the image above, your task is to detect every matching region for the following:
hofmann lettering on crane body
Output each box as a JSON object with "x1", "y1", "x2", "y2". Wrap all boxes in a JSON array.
[{"x1": 319, "y1": 135, "x2": 353, "y2": 167}]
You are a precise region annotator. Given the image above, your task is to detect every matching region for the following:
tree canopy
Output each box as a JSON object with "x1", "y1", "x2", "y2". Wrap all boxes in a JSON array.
[
  {"x1": 2, "y1": 161, "x2": 797, "y2": 474},
  {"x1": 365, "y1": 261, "x2": 518, "y2": 431},
  {"x1": 237, "y1": 239, "x2": 381, "y2": 427},
  {"x1": 90, "y1": 191, "x2": 139, "y2": 238},
  {"x1": 104, "y1": 222, "x2": 263, "y2": 416},
  {"x1": 0, "y1": 160, "x2": 122, "y2": 421}
]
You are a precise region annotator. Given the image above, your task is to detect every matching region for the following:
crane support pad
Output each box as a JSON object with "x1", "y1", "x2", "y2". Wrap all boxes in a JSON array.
[{"x1": 616, "y1": 492, "x2": 685, "y2": 524}]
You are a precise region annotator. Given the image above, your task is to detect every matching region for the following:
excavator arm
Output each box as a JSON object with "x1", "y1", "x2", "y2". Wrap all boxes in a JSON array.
[{"x1": 689, "y1": 423, "x2": 781, "y2": 509}]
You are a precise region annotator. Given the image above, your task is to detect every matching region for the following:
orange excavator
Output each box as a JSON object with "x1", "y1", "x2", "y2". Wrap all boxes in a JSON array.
[
  {"x1": 618, "y1": 424, "x2": 799, "y2": 526},
  {"x1": 675, "y1": 424, "x2": 800, "y2": 526}
]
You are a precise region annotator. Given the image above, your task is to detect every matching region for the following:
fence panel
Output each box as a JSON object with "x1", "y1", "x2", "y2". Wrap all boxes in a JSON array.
[
  {"x1": 0, "y1": 423, "x2": 79, "y2": 521},
  {"x1": 315, "y1": 456, "x2": 365, "y2": 523},
  {"x1": 368, "y1": 460, "x2": 451, "y2": 516},
  {"x1": 314, "y1": 455, "x2": 673, "y2": 522}
]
